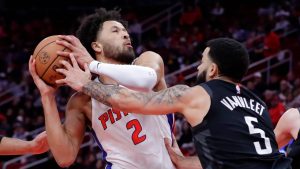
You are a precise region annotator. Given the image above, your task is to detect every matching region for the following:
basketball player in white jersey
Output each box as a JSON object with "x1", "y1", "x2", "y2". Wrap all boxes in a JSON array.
[{"x1": 29, "y1": 8, "x2": 175, "y2": 169}]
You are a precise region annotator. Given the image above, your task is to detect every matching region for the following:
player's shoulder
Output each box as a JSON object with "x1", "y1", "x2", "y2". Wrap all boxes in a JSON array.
[
  {"x1": 134, "y1": 51, "x2": 163, "y2": 65},
  {"x1": 139, "y1": 51, "x2": 162, "y2": 58},
  {"x1": 178, "y1": 85, "x2": 211, "y2": 126},
  {"x1": 282, "y1": 108, "x2": 300, "y2": 121},
  {"x1": 279, "y1": 108, "x2": 300, "y2": 132},
  {"x1": 189, "y1": 85, "x2": 210, "y2": 102},
  {"x1": 67, "y1": 92, "x2": 91, "y2": 110},
  {"x1": 173, "y1": 85, "x2": 209, "y2": 107}
]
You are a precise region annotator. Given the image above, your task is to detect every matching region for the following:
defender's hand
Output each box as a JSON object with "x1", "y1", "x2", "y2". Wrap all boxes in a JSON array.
[
  {"x1": 56, "y1": 53, "x2": 92, "y2": 92},
  {"x1": 164, "y1": 136, "x2": 184, "y2": 167},
  {"x1": 56, "y1": 35, "x2": 94, "y2": 68}
]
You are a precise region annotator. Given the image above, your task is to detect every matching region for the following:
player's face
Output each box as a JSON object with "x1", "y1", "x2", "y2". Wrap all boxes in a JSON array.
[
  {"x1": 196, "y1": 47, "x2": 211, "y2": 84},
  {"x1": 97, "y1": 21, "x2": 135, "y2": 64}
]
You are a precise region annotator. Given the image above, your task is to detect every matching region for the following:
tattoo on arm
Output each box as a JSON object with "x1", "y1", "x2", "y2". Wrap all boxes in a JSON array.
[
  {"x1": 82, "y1": 81, "x2": 121, "y2": 106},
  {"x1": 82, "y1": 81, "x2": 189, "y2": 108}
]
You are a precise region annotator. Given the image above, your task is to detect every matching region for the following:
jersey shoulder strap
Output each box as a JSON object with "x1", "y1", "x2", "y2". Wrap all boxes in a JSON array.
[{"x1": 199, "y1": 83, "x2": 213, "y2": 99}]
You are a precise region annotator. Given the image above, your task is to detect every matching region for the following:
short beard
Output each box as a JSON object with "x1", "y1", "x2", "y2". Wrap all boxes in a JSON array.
[
  {"x1": 102, "y1": 42, "x2": 136, "y2": 64},
  {"x1": 196, "y1": 70, "x2": 207, "y2": 84}
]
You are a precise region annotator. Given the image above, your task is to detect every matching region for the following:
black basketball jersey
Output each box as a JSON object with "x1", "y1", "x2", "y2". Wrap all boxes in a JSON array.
[{"x1": 192, "y1": 79, "x2": 291, "y2": 169}]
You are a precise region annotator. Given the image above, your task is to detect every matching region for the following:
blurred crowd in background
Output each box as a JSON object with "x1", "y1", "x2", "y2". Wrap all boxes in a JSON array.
[{"x1": 1, "y1": 0, "x2": 300, "y2": 168}]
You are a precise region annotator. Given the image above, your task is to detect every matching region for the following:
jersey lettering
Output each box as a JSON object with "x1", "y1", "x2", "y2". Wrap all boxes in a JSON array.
[{"x1": 98, "y1": 108, "x2": 129, "y2": 130}]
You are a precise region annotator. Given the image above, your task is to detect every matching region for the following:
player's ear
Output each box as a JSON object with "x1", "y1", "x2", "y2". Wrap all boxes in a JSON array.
[
  {"x1": 208, "y1": 63, "x2": 219, "y2": 78},
  {"x1": 91, "y1": 42, "x2": 103, "y2": 53}
]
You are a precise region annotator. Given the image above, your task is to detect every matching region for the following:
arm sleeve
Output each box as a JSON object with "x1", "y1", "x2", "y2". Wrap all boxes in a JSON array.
[{"x1": 89, "y1": 60, "x2": 157, "y2": 92}]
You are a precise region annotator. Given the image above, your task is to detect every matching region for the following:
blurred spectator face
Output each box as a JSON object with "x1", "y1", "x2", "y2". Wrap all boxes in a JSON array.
[
  {"x1": 287, "y1": 71, "x2": 295, "y2": 82},
  {"x1": 253, "y1": 72, "x2": 262, "y2": 84},
  {"x1": 280, "y1": 80, "x2": 288, "y2": 91},
  {"x1": 270, "y1": 95, "x2": 280, "y2": 107},
  {"x1": 247, "y1": 81, "x2": 255, "y2": 90},
  {"x1": 295, "y1": 78, "x2": 300, "y2": 87},
  {"x1": 96, "y1": 21, "x2": 136, "y2": 64},
  {"x1": 264, "y1": 90, "x2": 276, "y2": 102},
  {"x1": 270, "y1": 74, "x2": 280, "y2": 84}
]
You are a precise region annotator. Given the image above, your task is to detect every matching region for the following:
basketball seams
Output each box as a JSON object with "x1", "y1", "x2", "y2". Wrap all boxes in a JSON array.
[
  {"x1": 41, "y1": 47, "x2": 68, "y2": 83},
  {"x1": 34, "y1": 40, "x2": 56, "y2": 59}
]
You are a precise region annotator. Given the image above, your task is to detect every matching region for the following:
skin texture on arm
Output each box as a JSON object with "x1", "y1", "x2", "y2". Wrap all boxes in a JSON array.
[
  {"x1": 0, "y1": 132, "x2": 48, "y2": 155},
  {"x1": 29, "y1": 56, "x2": 86, "y2": 167},
  {"x1": 82, "y1": 81, "x2": 188, "y2": 114},
  {"x1": 82, "y1": 80, "x2": 209, "y2": 126},
  {"x1": 41, "y1": 93, "x2": 87, "y2": 167},
  {"x1": 274, "y1": 108, "x2": 300, "y2": 148}
]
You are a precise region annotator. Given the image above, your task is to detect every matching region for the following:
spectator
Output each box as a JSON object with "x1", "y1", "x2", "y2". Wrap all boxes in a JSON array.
[
  {"x1": 264, "y1": 90, "x2": 286, "y2": 127},
  {"x1": 211, "y1": 2, "x2": 224, "y2": 16},
  {"x1": 252, "y1": 72, "x2": 267, "y2": 97},
  {"x1": 179, "y1": 5, "x2": 202, "y2": 26},
  {"x1": 279, "y1": 80, "x2": 293, "y2": 102},
  {"x1": 263, "y1": 24, "x2": 281, "y2": 57}
]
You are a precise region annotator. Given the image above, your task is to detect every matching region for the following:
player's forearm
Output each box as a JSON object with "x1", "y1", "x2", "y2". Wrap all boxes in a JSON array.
[
  {"x1": 89, "y1": 61, "x2": 157, "y2": 91},
  {"x1": 176, "y1": 156, "x2": 202, "y2": 169},
  {"x1": 0, "y1": 137, "x2": 32, "y2": 155},
  {"x1": 41, "y1": 95, "x2": 76, "y2": 166},
  {"x1": 81, "y1": 81, "x2": 188, "y2": 115}
]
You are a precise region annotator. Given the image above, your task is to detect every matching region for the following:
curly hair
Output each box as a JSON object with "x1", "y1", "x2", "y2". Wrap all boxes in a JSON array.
[{"x1": 76, "y1": 8, "x2": 128, "y2": 59}]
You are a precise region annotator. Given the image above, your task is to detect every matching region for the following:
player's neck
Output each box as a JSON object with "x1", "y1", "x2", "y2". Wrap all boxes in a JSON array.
[
  {"x1": 214, "y1": 76, "x2": 237, "y2": 85},
  {"x1": 98, "y1": 56, "x2": 124, "y2": 65}
]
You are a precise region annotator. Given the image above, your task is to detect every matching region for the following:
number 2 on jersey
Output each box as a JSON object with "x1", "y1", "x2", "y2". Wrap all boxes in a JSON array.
[
  {"x1": 126, "y1": 119, "x2": 146, "y2": 145},
  {"x1": 244, "y1": 116, "x2": 272, "y2": 155}
]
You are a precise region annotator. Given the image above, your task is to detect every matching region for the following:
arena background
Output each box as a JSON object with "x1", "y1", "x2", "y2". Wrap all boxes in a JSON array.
[{"x1": 0, "y1": 0, "x2": 300, "y2": 168}]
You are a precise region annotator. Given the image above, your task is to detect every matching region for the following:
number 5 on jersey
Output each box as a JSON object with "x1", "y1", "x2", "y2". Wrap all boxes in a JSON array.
[
  {"x1": 126, "y1": 119, "x2": 146, "y2": 145},
  {"x1": 244, "y1": 116, "x2": 272, "y2": 155}
]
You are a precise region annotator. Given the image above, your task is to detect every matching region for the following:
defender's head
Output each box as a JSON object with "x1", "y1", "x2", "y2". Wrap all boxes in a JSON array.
[
  {"x1": 76, "y1": 8, "x2": 135, "y2": 64},
  {"x1": 197, "y1": 38, "x2": 249, "y2": 83}
]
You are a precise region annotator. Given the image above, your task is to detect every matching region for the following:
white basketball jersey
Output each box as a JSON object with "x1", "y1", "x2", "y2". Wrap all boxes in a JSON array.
[{"x1": 91, "y1": 86, "x2": 176, "y2": 169}]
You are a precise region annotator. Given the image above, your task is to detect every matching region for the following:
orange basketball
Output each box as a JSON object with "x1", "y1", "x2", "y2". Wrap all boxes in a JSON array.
[{"x1": 32, "y1": 35, "x2": 71, "y2": 86}]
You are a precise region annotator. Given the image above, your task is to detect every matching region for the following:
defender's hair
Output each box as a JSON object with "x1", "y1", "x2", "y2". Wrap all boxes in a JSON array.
[
  {"x1": 206, "y1": 38, "x2": 250, "y2": 82},
  {"x1": 76, "y1": 8, "x2": 128, "y2": 59}
]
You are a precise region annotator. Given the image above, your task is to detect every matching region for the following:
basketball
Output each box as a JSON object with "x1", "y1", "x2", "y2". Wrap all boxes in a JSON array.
[{"x1": 32, "y1": 35, "x2": 71, "y2": 86}]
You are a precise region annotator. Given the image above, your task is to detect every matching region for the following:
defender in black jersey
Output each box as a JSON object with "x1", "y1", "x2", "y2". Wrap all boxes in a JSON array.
[
  {"x1": 192, "y1": 79, "x2": 290, "y2": 169},
  {"x1": 58, "y1": 38, "x2": 293, "y2": 169}
]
